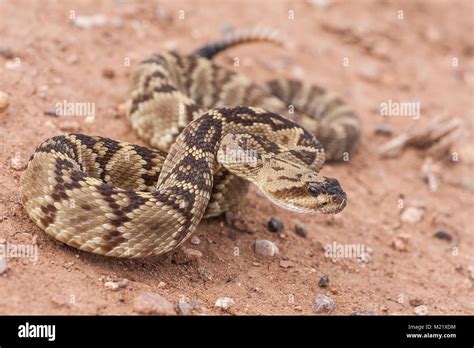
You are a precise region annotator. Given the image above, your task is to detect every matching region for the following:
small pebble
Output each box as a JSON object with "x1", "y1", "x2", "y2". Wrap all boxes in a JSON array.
[
  {"x1": 10, "y1": 156, "x2": 22, "y2": 171},
  {"x1": 0, "y1": 91, "x2": 9, "y2": 113},
  {"x1": 104, "y1": 279, "x2": 128, "y2": 291},
  {"x1": 178, "y1": 298, "x2": 194, "y2": 315},
  {"x1": 104, "y1": 281, "x2": 119, "y2": 290},
  {"x1": 43, "y1": 108, "x2": 59, "y2": 117},
  {"x1": 173, "y1": 248, "x2": 202, "y2": 264},
  {"x1": 409, "y1": 298, "x2": 424, "y2": 307},
  {"x1": 0, "y1": 256, "x2": 9, "y2": 274},
  {"x1": 133, "y1": 291, "x2": 175, "y2": 315},
  {"x1": 374, "y1": 124, "x2": 393, "y2": 136},
  {"x1": 414, "y1": 305, "x2": 428, "y2": 316},
  {"x1": 102, "y1": 68, "x2": 115, "y2": 79},
  {"x1": 184, "y1": 248, "x2": 202, "y2": 260},
  {"x1": 254, "y1": 240, "x2": 279, "y2": 257},
  {"x1": 358, "y1": 251, "x2": 372, "y2": 264},
  {"x1": 267, "y1": 217, "x2": 284, "y2": 233},
  {"x1": 294, "y1": 223, "x2": 308, "y2": 238},
  {"x1": 313, "y1": 294, "x2": 336, "y2": 313},
  {"x1": 197, "y1": 266, "x2": 213, "y2": 281},
  {"x1": 358, "y1": 63, "x2": 380, "y2": 83},
  {"x1": 400, "y1": 207, "x2": 424, "y2": 224},
  {"x1": 158, "y1": 281, "x2": 167, "y2": 288},
  {"x1": 433, "y1": 230, "x2": 452, "y2": 242},
  {"x1": 224, "y1": 211, "x2": 235, "y2": 226},
  {"x1": 467, "y1": 266, "x2": 474, "y2": 281},
  {"x1": 318, "y1": 275, "x2": 329, "y2": 288},
  {"x1": 392, "y1": 233, "x2": 410, "y2": 252},
  {"x1": 73, "y1": 15, "x2": 107, "y2": 29},
  {"x1": 215, "y1": 297, "x2": 235, "y2": 311},
  {"x1": 190, "y1": 236, "x2": 201, "y2": 245},
  {"x1": 0, "y1": 47, "x2": 14, "y2": 59}
]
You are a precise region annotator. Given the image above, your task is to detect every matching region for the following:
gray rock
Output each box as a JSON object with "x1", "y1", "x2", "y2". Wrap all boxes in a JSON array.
[
  {"x1": 254, "y1": 240, "x2": 279, "y2": 257},
  {"x1": 433, "y1": 230, "x2": 452, "y2": 242},
  {"x1": 313, "y1": 294, "x2": 336, "y2": 313},
  {"x1": 178, "y1": 298, "x2": 195, "y2": 315},
  {"x1": 173, "y1": 248, "x2": 203, "y2": 264},
  {"x1": 190, "y1": 236, "x2": 201, "y2": 245},
  {"x1": 318, "y1": 275, "x2": 329, "y2": 288},
  {"x1": 294, "y1": 223, "x2": 308, "y2": 238},
  {"x1": 268, "y1": 217, "x2": 284, "y2": 233},
  {"x1": 133, "y1": 291, "x2": 175, "y2": 315}
]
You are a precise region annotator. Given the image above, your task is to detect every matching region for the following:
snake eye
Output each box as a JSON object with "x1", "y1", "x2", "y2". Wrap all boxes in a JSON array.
[{"x1": 307, "y1": 182, "x2": 320, "y2": 196}]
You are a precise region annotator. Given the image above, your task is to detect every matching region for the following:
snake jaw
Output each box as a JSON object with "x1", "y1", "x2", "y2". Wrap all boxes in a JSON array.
[
  {"x1": 309, "y1": 177, "x2": 347, "y2": 214},
  {"x1": 260, "y1": 183, "x2": 347, "y2": 215}
]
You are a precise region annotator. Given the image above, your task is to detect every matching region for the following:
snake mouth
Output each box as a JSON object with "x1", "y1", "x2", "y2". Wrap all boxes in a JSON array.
[
  {"x1": 321, "y1": 196, "x2": 347, "y2": 215},
  {"x1": 261, "y1": 188, "x2": 347, "y2": 215}
]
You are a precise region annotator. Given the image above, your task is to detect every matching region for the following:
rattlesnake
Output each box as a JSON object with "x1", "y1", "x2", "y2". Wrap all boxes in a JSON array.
[{"x1": 20, "y1": 29, "x2": 361, "y2": 258}]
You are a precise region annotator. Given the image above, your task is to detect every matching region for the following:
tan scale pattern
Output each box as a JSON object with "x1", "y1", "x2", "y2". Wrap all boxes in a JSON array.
[{"x1": 20, "y1": 37, "x2": 360, "y2": 258}]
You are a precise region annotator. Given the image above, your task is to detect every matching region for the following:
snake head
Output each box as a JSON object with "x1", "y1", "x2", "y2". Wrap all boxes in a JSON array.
[
  {"x1": 257, "y1": 158, "x2": 347, "y2": 215},
  {"x1": 219, "y1": 132, "x2": 347, "y2": 215},
  {"x1": 306, "y1": 177, "x2": 347, "y2": 214}
]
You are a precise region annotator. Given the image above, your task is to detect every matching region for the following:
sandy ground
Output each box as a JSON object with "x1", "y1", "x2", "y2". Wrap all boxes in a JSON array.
[{"x1": 0, "y1": 0, "x2": 473, "y2": 315}]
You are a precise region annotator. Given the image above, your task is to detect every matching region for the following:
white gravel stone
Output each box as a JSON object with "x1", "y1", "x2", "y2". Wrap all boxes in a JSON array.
[
  {"x1": 414, "y1": 305, "x2": 428, "y2": 315},
  {"x1": 254, "y1": 240, "x2": 279, "y2": 257},
  {"x1": 215, "y1": 297, "x2": 235, "y2": 311},
  {"x1": 178, "y1": 298, "x2": 194, "y2": 315},
  {"x1": 190, "y1": 236, "x2": 201, "y2": 245},
  {"x1": 10, "y1": 156, "x2": 22, "y2": 171},
  {"x1": 73, "y1": 15, "x2": 107, "y2": 29},
  {"x1": 104, "y1": 279, "x2": 128, "y2": 291},
  {"x1": 400, "y1": 206, "x2": 424, "y2": 224},
  {"x1": 313, "y1": 294, "x2": 336, "y2": 313}
]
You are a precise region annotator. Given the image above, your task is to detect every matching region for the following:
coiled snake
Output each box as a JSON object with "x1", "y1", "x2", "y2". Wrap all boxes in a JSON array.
[{"x1": 20, "y1": 29, "x2": 361, "y2": 257}]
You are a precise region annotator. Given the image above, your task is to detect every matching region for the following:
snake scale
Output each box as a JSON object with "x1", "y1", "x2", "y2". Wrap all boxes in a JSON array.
[{"x1": 20, "y1": 29, "x2": 361, "y2": 258}]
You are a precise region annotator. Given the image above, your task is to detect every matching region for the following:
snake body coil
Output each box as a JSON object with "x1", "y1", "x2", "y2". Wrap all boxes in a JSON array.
[{"x1": 20, "y1": 31, "x2": 361, "y2": 258}]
